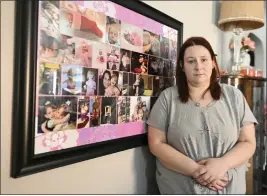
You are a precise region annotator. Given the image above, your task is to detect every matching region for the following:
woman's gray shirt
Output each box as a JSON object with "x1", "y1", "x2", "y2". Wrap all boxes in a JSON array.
[{"x1": 146, "y1": 83, "x2": 258, "y2": 194}]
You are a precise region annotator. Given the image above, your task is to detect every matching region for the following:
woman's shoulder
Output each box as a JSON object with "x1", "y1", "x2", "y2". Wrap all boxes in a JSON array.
[
  {"x1": 160, "y1": 86, "x2": 178, "y2": 100},
  {"x1": 220, "y1": 83, "x2": 243, "y2": 97}
]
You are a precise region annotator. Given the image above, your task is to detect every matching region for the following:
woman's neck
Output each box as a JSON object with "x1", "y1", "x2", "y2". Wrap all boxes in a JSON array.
[{"x1": 188, "y1": 81, "x2": 210, "y2": 100}]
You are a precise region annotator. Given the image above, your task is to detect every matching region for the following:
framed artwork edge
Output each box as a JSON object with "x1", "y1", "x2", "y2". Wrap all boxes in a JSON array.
[{"x1": 11, "y1": 0, "x2": 183, "y2": 178}]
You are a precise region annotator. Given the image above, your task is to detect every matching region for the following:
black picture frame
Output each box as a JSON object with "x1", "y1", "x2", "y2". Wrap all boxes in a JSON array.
[{"x1": 11, "y1": 0, "x2": 183, "y2": 178}]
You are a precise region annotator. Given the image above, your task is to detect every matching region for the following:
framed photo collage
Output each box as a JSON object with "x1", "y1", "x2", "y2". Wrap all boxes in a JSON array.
[{"x1": 11, "y1": 0, "x2": 183, "y2": 177}]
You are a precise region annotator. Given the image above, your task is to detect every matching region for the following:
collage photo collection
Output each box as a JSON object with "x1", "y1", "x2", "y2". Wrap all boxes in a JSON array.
[{"x1": 35, "y1": 0, "x2": 178, "y2": 151}]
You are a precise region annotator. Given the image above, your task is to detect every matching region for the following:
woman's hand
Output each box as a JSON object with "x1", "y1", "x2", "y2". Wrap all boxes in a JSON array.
[
  {"x1": 192, "y1": 158, "x2": 229, "y2": 187},
  {"x1": 207, "y1": 179, "x2": 229, "y2": 191}
]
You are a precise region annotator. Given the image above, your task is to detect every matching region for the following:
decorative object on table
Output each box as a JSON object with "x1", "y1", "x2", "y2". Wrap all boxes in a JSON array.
[
  {"x1": 11, "y1": 0, "x2": 183, "y2": 177},
  {"x1": 229, "y1": 36, "x2": 255, "y2": 67},
  {"x1": 218, "y1": 1, "x2": 264, "y2": 74}
]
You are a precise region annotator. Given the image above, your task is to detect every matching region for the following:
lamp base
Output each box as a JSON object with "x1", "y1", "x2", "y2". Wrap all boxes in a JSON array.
[{"x1": 230, "y1": 28, "x2": 243, "y2": 75}]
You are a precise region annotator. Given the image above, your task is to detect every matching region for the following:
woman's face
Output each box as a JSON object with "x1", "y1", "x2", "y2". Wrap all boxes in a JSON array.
[
  {"x1": 183, "y1": 45, "x2": 213, "y2": 86},
  {"x1": 103, "y1": 72, "x2": 111, "y2": 88}
]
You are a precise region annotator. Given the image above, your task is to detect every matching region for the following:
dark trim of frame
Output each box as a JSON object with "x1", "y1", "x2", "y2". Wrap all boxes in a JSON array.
[{"x1": 11, "y1": 0, "x2": 183, "y2": 178}]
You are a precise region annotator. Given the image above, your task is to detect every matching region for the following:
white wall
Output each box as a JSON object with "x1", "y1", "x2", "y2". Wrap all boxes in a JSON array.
[{"x1": 1, "y1": 1, "x2": 222, "y2": 194}]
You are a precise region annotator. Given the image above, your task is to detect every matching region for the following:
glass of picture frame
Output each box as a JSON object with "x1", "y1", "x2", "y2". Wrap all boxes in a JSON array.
[{"x1": 11, "y1": 0, "x2": 183, "y2": 178}]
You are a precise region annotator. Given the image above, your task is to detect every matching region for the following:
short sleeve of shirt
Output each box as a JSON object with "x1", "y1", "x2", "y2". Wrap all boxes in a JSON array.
[
  {"x1": 236, "y1": 89, "x2": 258, "y2": 128},
  {"x1": 146, "y1": 89, "x2": 169, "y2": 132}
]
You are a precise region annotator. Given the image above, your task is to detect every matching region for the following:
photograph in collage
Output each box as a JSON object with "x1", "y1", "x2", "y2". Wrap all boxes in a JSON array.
[
  {"x1": 162, "y1": 59, "x2": 173, "y2": 77},
  {"x1": 61, "y1": 65, "x2": 83, "y2": 95},
  {"x1": 128, "y1": 73, "x2": 144, "y2": 96},
  {"x1": 59, "y1": 1, "x2": 106, "y2": 42},
  {"x1": 128, "y1": 74, "x2": 152, "y2": 96},
  {"x1": 81, "y1": 68, "x2": 98, "y2": 96},
  {"x1": 98, "y1": 69, "x2": 121, "y2": 96},
  {"x1": 169, "y1": 39, "x2": 177, "y2": 62},
  {"x1": 77, "y1": 97, "x2": 90, "y2": 129},
  {"x1": 92, "y1": 43, "x2": 107, "y2": 70},
  {"x1": 148, "y1": 56, "x2": 164, "y2": 76},
  {"x1": 164, "y1": 77, "x2": 175, "y2": 89},
  {"x1": 117, "y1": 97, "x2": 130, "y2": 124},
  {"x1": 39, "y1": 62, "x2": 61, "y2": 95},
  {"x1": 106, "y1": 16, "x2": 121, "y2": 46},
  {"x1": 143, "y1": 30, "x2": 160, "y2": 57},
  {"x1": 131, "y1": 52, "x2": 148, "y2": 74},
  {"x1": 37, "y1": 96, "x2": 78, "y2": 134},
  {"x1": 104, "y1": 71, "x2": 121, "y2": 96},
  {"x1": 120, "y1": 49, "x2": 131, "y2": 72},
  {"x1": 118, "y1": 72, "x2": 129, "y2": 96},
  {"x1": 75, "y1": 38, "x2": 93, "y2": 67},
  {"x1": 40, "y1": 30, "x2": 76, "y2": 64},
  {"x1": 130, "y1": 96, "x2": 150, "y2": 122},
  {"x1": 101, "y1": 97, "x2": 117, "y2": 125},
  {"x1": 142, "y1": 75, "x2": 153, "y2": 96},
  {"x1": 160, "y1": 36, "x2": 169, "y2": 59},
  {"x1": 39, "y1": 1, "x2": 60, "y2": 36},
  {"x1": 107, "y1": 45, "x2": 120, "y2": 71},
  {"x1": 170, "y1": 61, "x2": 177, "y2": 77},
  {"x1": 121, "y1": 22, "x2": 143, "y2": 53},
  {"x1": 90, "y1": 96, "x2": 101, "y2": 127},
  {"x1": 152, "y1": 76, "x2": 165, "y2": 97}
]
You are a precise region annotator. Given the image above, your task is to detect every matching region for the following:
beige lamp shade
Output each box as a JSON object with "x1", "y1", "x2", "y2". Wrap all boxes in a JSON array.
[{"x1": 218, "y1": 1, "x2": 265, "y2": 31}]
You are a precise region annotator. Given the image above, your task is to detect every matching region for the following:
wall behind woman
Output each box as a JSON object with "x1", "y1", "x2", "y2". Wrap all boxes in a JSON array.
[{"x1": 1, "y1": 1, "x2": 222, "y2": 194}]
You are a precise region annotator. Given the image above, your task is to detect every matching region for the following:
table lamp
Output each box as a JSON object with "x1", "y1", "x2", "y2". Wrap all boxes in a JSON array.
[{"x1": 218, "y1": 1, "x2": 264, "y2": 74}]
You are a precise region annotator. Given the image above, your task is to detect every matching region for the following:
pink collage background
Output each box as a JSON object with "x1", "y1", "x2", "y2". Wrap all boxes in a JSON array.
[{"x1": 34, "y1": 1, "x2": 178, "y2": 155}]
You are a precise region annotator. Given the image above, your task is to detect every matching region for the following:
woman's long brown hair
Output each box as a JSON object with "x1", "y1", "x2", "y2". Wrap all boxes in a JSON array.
[{"x1": 176, "y1": 37, "x2": 221, "y2": 103}]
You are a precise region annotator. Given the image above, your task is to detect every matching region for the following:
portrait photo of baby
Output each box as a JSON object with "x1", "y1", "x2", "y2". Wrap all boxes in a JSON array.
[
  {"x1": 60, "y1": 1, "x2": 106, "y2": 42},
  {"x1": 75, "y1": 38, "x2": 93, "y2": 67},
  {"x1": 143, "y1": 30, "x2": 160, "y2": 57},
  {"x1": 61, "y1": 65, "x2": 83, "y2": 95},
  {"x1": 121, "y1": 22, "x2": 143, "y2": 53},
  {"x1": 91, "y1": 43, "x2": 107, "y2": 70},
  {"x1": 120, "y1": 49, "x2": 131, "y2": 72},
  {"x1": 81, "y1": 68, "x2": 98, "y2": 96},
  {"x1": 107, "y1": 45, "x2": 120, "y2": 71},
  {"x1": 106, "y1": 16, "x2": 121, "y2": 46},
  {"x1": 38, "y1": 62, "x2": 61, "y2": 95},
  {"x1": 37, "y1": 97, "x2": 78, "y2": 135}
]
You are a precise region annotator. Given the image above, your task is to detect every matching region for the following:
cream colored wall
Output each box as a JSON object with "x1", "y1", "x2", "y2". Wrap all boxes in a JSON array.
[{"x1": 1, "y1": 1, "x2": 222, "y2": 194}]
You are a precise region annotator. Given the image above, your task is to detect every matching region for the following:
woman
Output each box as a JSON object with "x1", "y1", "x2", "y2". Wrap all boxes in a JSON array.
[{"x1": 147, "y1": 37, "x2": 257, "y2": 194}]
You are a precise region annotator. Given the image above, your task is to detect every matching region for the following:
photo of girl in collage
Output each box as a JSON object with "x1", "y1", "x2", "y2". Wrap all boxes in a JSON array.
[{"x1": 36, "y1": 1, "x2": 177, "y2": 139}]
